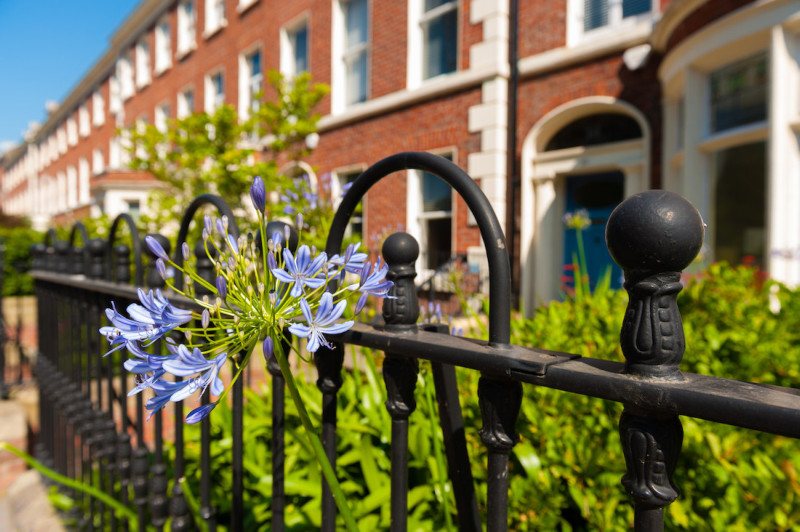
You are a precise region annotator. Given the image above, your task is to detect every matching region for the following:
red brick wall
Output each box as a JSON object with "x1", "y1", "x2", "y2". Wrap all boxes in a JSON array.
[
  {"x1": 306, "y1": 87, "x2": 482, "y2": 255},
  {"x1": 518, "y1": 0, "x2": 567, "y2": 57}
]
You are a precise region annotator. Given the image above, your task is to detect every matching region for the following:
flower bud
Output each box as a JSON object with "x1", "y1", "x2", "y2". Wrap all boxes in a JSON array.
[
  {"x1": 250, "y1": 176, "x2": 266, "y2": 213},
  {"x1": 216, "y1": 275, "x2": 227, "y2": 300},
  {"x1": 204, "y1": 214, "x2": 213, "y2": 235},
  {"x1": 156, "y1": 258, "x2": 167, "y2": 280},
  {"x1": 262, "y1": 337, "x2": 274, "y2": 359},
  {"x1": 182, "y1": 242, "x2": 191, "y2": 262},
  {"x1": 145, "y1": 235, "x2": 169, "y2": 261},
  {"x1": 222, "y1": 215, "x2": 229, "y2": 231},
  {"x1": 201, "y1": 309, "x2": 210, "y2": 329}
]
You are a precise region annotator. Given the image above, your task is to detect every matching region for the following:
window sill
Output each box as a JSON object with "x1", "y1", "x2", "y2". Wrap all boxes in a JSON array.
[
  {"x1": 236, "y1": 0, "x2": 259, "y2": 15},
  {"x1": 176, "y1": 43, "x2": 196, "y2": 61},
  {"x1": 697, "y1": 122, "x2": 768, "y2": 153},
  {"x1": 154, "y1": 64, "x2": 172, "y2": 77},
  {"x1": 202, "y1": 20, "x2": 227, "y2": 40}
]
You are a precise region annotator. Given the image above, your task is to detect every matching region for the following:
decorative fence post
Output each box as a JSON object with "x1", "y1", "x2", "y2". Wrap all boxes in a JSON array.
[
  {"x1": 381, "y1": 232, "x2": 420, "y2": 532},
  {"x1": 606, "y1": 190, "x2": 704, "y2": 531}
]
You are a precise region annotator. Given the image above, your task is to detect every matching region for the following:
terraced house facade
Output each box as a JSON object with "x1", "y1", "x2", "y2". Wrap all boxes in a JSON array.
[{"x1": 2, "y1": 0, "x2": 799, "y2": 309}]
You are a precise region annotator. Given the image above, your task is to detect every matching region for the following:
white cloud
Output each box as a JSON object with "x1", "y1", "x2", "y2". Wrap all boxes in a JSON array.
[{"x1": 0, "y1": 140, "x2": 19, "y2": 155}]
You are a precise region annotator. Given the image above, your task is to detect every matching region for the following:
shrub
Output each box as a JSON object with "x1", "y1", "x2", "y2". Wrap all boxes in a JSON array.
[
  {"x1": 0, "y1": 226, "x2": 43, "y2": 296},
  {"x1": 167, "y1": 263, "x2": 800, "y2": 530}
]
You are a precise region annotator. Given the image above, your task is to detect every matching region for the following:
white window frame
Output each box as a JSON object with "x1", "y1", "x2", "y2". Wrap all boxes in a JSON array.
[
  {"x1": 281, "y1": 15, "x2": 310, "y2": 78},
  {"x1": 118, "y1": 52, "x2": 135, "y2": 100},
  {"x1": 205, "y1": 71, "x2": 226, "y2": 113},
  {"x1": 177, "y1": 0, "x2": 197, "y2": 57},
  {"x1": 204, "y1": 0, "x2": 227, "y2": 37},
  {"x1": 92, "y1": 148, "x2": 105, "y2": 176},
  {"x1": 332, "y1": 167, "x2": 366, "y2": 238},
  {"x1": 135, "y1": 37, "x2": 151, "y2": 89},
  {"x1": 57, "y1": 126, "x2": 67, "y2": 154},
  {"x1": 66, "y1": 165, "x2": 77, "y2": 208},
  {"x1": 155, "y1": 103, "x2": 171, "y2": 133},
  {"x1": 155, "y1": 15, "x2": 172, "y2": 74},
  {"x1": 92, "y1": 90, "x2": 105, "y2": 127},
  {"x1": 567, "y1": 0, "x2": 657, "y2": 47},
  {"x1": 332, "y1": 0, "x2": 369, "y2": 114},
  {"x1": 407, "y1": 0, "x2": 458, "y2": 89},
  {"x1": 239, "y1": 46, "x2": 263, "y2": 119},
  {"x1": 406, "y1": 152, "x2": 454, "y2": 275},
  {"x1": 177, "y1": 87, "x2": 195, "y2": 118},
  {"x1": 66, "y1": 117, "x2": 78, "y2": 147},
  {"x1": 79, "y1": 104, "x2": 90, "y2": 137},
  {"x1": 78, "y1": 157, "x2": 90, "y2": 204},
  {"x1": 109, "y1": 136, "x2": 121, "y2": 169}
]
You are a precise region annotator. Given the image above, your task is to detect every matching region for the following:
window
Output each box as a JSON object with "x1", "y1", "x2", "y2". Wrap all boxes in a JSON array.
[
  {"x1": 713, "y1": 142, "x2": 766, "y2": 267},
  {"x1": 109, "y1": 136, "x2": 121, "y2": 168},
  {"x1": 205, "y1": 0, "x2": 227, "y2": 36},
  {"x1": 79, "y1": 158, "x2": 90, "y2": 204},
  {"x1": 57, "y1": 126, "x2": 67, "y2": 154},
  {"x1": 570, "y1": 0, "x2": 654, "y2": 45},
  {"x1": 710, "y1": 53, "x2": 768, "y2": 134},
  {"x1": 109, "y1": 75, "x2": 121, "y2": 114},
  {"x1": 67, "y1": 165, "x2": 77, "y2": 208},
  {"x1": 135, "y1": 37, "x2": 151, "y2": 88},
  {"x1": 57, "y1": 171, "x2": 67, "y2": 211},
  {"x1": 584, "y1": 0, "x2": 650, "y2": 32},
  {"x1": 205, "y1": 72, "x2": 225, "y2": 112},
  {"x1": 282, "y1": 20, "x2": 309, "y2": 78},
  {"x1": 155, "y1": 16, "x2": 172, "y2": 74},
  {"x1": 92, "y1": 148, "x2": 105, "y2": 175},
  {"x1": 177, "y1": 0, "x2": 196, "y2": 55},
  {"x1": 79, "y1": 104, "x2": 90, "y2": 137},
  {"x1": 66, "y1": 117, "x2": 78, "y2": 146},
  {"x1": 118, "y1": 52, "x2": 135, "y2": 100},
  {"x1": 155, "y1": 104, "x2": 170, "y2": 133},
  {"x1": 240, "y1": 49, "x2": 262, "y2": 118},
  {"x1": 127, "y1": 199, "x2": 141, "y2": 221},
  {"x1": 340, "y1": 0, "x2": 369, "y2": 108},
  {"x1": 178, "y1": 88, "x2": 195, "y2": 118},
  {"x1": 333, "y1": 170, "x2": 364, "y2": 240},
  {"x1": 407, "y1": 154, "x2": 453, "y2": 272},
  {"x1": 421, "y1": 0, "x2": 457, "y2": 80}
]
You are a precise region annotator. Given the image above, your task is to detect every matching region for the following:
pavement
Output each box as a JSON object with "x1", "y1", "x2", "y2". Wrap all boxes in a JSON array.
[{"x1": 0, "y1": 297, "x2": 65, "y2": 532}]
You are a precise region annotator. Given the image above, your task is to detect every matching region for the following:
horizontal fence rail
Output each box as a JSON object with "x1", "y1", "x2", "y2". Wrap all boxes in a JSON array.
[{"x1": 28, "y1": 152, "x2": 800, "y2": 532}]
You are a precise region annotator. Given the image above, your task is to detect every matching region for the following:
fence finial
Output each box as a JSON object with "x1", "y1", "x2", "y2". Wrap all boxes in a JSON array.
[
  {"x1": 382, "y1": 232, "x2": 420, "y2": 330},
  {"x1": 606, "y1": 190, "x2": 704, "y2": 379}
]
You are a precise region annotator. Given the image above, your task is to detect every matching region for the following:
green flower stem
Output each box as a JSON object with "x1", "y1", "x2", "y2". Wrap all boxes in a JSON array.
[
  {"x1": 0, "y1": 442, "x2": 150, "y2": 532},
  {"x1": 273, "y1": 338, "x2": 359, "y2": 532},
  {"x1": 178, "y1": 476, "x2": 210, "y2": 532},
  {"x1": 575, "y1": 228, "x2": 590, "y2": 295}
]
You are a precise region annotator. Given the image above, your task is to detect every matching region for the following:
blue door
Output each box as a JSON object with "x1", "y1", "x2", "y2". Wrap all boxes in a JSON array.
[{"x1": 562, "y1": 171, "x2": 624, "y2": 293}]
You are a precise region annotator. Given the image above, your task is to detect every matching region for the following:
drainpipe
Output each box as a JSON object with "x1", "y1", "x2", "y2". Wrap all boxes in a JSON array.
[{"x1": 506, "y1": 0, "x2": 520, "y2": 305}]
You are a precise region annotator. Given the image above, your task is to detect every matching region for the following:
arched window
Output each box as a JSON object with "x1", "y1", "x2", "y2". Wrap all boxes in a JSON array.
[{"x1": 544, "y1": 113, "x2": 642, "y2": 151}]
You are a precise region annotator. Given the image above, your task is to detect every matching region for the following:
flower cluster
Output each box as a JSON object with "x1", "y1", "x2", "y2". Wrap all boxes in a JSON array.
[
  {"x1": 563, "y1": 209, "x2": 592, "y2": 231},
  {"x1": 100, "y1": 175, "x2": 394, "y2": 423}
]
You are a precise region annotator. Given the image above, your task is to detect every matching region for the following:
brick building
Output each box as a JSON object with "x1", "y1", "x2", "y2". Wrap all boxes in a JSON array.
[{"x1": 2, "y1": 0, "x2": 799, "y2": 310}]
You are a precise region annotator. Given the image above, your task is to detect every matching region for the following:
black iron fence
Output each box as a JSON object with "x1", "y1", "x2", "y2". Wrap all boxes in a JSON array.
[{"x1": 30, "y1": 152, "x2": 800, "y2": 531}]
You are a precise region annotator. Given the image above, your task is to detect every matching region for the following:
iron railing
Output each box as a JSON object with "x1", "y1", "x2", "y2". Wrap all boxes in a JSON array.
[{"x1": 30, "y1": 152, "x2": 800, "y2": 531}]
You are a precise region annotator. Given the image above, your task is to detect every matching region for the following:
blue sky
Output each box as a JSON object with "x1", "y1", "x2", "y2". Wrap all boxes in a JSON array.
[{"x1": 0, "y1": 0, "x2": 141, "y2": 153}]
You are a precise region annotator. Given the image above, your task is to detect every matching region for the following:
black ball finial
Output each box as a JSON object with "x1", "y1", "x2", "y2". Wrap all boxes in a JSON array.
[
  {"x1": 382, "y1": 232, "x2": 419, "y2": 266},
  {"x1": 606, "y1": 190, "x2": 704, "y2": 275},
  {"x1": 264, "y1": 221, "x2": 299, "y2": 253}
]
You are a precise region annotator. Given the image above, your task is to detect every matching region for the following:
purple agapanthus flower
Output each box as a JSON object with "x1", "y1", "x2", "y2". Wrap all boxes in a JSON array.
[
  {"x1": 328, "y1": 243, "x2": 368, "y2": 275},
  {"x1": 99, "y1": 289, "x2": 192, "y2": 354},
  {"x1": 161, "y1": 345, "x2": 227, "y2": 399},
  {"x1": 186, "y1": 403, "x2": 217, "y2": 424},
  {"x1": 354, "y1": 259, "x2": 394, "y2": 314},
  {"x1": 288, "y1": 292, "x2": 353, "y2": 352},
  {"x1": 271, "y1": 245, "x2": 328, "y2": 298}
]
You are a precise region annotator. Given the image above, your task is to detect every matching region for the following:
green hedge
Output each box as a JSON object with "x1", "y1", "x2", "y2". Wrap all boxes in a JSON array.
[
  {"x1": 0, "y1": 227, "x2": 43, "y2": 296},
  {"x1": 166, "y1": 263, "x2": 800, "y2": 530}
]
